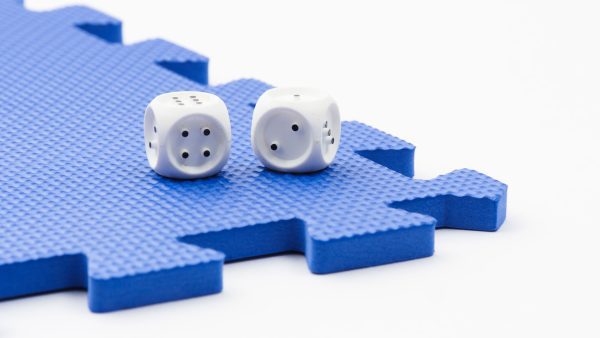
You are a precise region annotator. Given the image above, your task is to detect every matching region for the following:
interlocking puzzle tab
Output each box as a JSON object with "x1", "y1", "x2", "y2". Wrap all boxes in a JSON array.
[{"x1": 0, "y1": 0, "x2": 507, "y2": 312}]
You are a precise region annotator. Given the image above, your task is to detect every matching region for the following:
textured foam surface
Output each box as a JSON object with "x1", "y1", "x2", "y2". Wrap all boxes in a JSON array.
[{"x1": 0, "y1": 0, "x2": 508, "y2": 312}]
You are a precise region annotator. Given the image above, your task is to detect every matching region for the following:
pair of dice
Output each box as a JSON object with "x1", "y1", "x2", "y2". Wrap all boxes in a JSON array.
[{"x1": 144, "y1": 87, "x2": 341, "y2": 179}]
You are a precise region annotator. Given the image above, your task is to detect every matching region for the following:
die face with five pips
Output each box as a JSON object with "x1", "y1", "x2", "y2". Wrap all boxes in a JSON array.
[
  {"x1": 144, "y1": 91, "x2": 231, "y2": 179},
  {"x1": 251, "y1": 87, "x2": 341, "y2": 173}
]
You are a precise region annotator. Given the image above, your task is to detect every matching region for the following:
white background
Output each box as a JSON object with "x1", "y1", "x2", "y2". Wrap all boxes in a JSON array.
[{"x1": 1, "y1": 0, "x2": 599, "y2": 337}]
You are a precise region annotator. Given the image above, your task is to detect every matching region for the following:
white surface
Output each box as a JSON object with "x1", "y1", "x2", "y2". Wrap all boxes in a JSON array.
[
  {"x1": 2, "y1": 0, "x2": 599, "y2": 337},
  {"x1": 145, "y1": 91, "x2": 231, "y2": 179},
  {"x1": 252, "y1": 87, "x2": 340, "y2": 172}
]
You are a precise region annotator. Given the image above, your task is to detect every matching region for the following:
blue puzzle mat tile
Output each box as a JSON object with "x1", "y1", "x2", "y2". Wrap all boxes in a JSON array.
[{"x1": 0, "y1": 0, "x2": 507, "y2": 312}]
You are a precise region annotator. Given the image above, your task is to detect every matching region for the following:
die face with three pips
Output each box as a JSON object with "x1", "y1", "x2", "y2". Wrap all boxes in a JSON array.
[
  {"x1": 251, "y1": 87, "x2": 341, "y2": 173},
  {"x1": 144, "y1": 91, "x2": 231, "y2": 179}
]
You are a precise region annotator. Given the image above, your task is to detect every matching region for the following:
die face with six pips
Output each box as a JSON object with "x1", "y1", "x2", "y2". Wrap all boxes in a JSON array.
[
  {"x1": 144, "y1": 91, "x2": 231, "y2": 179},
  {"x1": 251, "y1": 87, "x2": 341, "y2": 173}
]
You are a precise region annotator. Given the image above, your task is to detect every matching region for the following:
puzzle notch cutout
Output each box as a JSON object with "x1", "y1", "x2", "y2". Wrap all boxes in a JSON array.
[{"x1": 0, "y1": 0, "x2": 507, "y2": 312}]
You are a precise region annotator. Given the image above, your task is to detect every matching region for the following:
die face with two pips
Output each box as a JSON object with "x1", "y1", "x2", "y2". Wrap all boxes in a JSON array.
[
  {"x1": 251, "y1": 87, "x2": 341, "y2": 173},
  {"x1": 144, "y1": 91, "x2": 231, "y2": 179}
]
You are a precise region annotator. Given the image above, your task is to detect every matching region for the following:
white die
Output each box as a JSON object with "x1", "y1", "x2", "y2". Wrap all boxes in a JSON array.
[
  {"x1": 144, "y1": 91, "x2": 231, "y2": 179},
  {"x1": 251, "y1": 87, "x2": 341, "y2": 173}
]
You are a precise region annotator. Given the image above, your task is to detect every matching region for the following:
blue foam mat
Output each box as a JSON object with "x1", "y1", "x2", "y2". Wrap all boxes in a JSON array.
[{"x1": 0, "y1": 0, "x2": 507, "y2": 312}]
